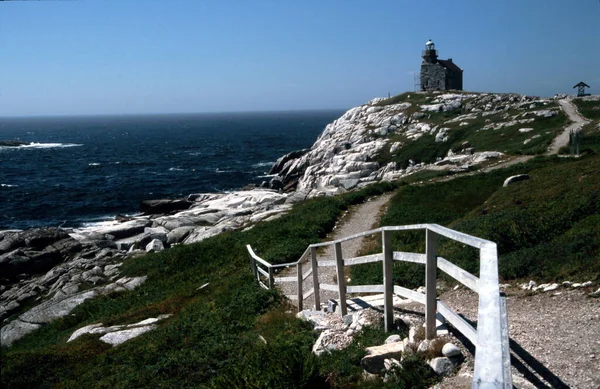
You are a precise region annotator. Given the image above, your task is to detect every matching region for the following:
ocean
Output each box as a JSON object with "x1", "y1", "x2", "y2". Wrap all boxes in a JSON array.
[{"x1": 0, "y1": 110, "x2": 343, "y2": 230}]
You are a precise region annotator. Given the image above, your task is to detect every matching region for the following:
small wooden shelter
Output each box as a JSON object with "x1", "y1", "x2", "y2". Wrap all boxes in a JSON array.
[{"x1": 573, "y1": 81, "x2": 590, "y2": 97}]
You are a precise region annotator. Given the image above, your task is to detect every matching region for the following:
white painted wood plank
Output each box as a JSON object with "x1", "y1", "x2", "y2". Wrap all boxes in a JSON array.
[
  {"x1": 320, "y1": 283, "x2": 339, "y2": 292},
  {"x1": 474, "y1": 242, "x2": 506, "y2": 386},
  {"x1": 302, "y1": 268, "x2": 313, "y2": 281},
  {"x1": 256, "y1": 266, "x2": 269, "y2": 278},
  {"x1": 258, "y1": 280, "x2": 269, "y2": 290},
  {"x1": 346, "y1": 285, "x2": 385, "y2": 294},
  {"x1": 246, "y1": 245, "x2": 273, "y2": 268},
  {"x1": 437, "y1": 256, "x2": 479, "y2": 293},
  {"x1": 344, "y1": 253, "x2": 382, "y2": 266},
  {"x1": 393, "y1": 251, "x2": 426, "y2": 264},
  {"x1": 318, "y1": 260, "x2": 336, "y2": 267},
  {"x1": 437, "y1": 300, "x2": 478, "y2": 345},
  {"x1": 274, "y1": 276, "x2": 296, "y2": 283},
  {"x1": 427, "y1": 224, "x2": 490, "y2": 249},
  {"x1": 393, "y1": 285, "x2": 426, "y2": 304},
  {"x1": 304, "y1": 288, "x2": 315, "y2": 299}
]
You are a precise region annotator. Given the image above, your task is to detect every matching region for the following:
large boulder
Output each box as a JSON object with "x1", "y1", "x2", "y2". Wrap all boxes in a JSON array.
[
  {"x1": 0, "y1": 248, "x2": 63, "y2": 281},
  {"x1": 1, "y1": 276, "x2": 147, "y2": 347},
  {"x1": 361, "y1": 342, "x2": 404, "y2": 374},
  {"x1": 269, "y1": 148, "x2": 310, "y2": 175},
  {"x1": 85, "y1": 219, "x2": 152, "y2": 240},
  {"x1": 429, "y1": 357, "x2": 455, "y2": 376},
  {"x1": 0, "y1": 228, "x2": 69, "y2": 254}
]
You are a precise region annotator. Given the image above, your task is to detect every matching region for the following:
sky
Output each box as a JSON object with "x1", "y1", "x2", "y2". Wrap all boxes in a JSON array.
[{"x1": 0, "y1": 0, "x2": 599, "y2": 116}]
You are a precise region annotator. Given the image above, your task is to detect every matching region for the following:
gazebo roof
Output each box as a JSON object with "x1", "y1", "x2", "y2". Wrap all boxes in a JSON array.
[{"x1": 573, "y1": 81, "x2": 590, "y2": 88}]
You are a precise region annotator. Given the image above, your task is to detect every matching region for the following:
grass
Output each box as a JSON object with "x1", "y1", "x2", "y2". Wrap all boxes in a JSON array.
[
  {"x1": 3, "y1": 92, "x2": 597, "y2": 388},
  {"x1": 3, "y1": 181, "x2": 444, "y2": 389},
  {"x1": 572, "y1": 98, "x2": 600, "y2": 121},
  {"x1": 374, "y1": 100, "x2": 568, "y2": 169},
  {"x1": 557, "y1": 122, "x2": 600, "y2": 155},
  {"x1": 351, "y1": 155, "x2": 600, "y2": 289}
]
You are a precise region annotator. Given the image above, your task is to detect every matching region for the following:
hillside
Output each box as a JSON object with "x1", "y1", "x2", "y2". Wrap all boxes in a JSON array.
[
  {"x1": 270, "y1": 91, "x2": 568, "y2": 194},
  {"x1": 2, "y1": 92, "x2": 600, "y2": 388}
]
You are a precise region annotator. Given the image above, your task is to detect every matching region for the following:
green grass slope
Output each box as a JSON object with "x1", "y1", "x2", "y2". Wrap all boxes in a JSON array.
[
  {"x1": 2, "y1": 182, "x2": 437, "y2": 389},
  {"x1": 351, "y1": 155, "x2": 600, "y2": 289}
]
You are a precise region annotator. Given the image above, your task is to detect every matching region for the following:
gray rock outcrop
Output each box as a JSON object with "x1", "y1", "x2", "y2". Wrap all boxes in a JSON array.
[
  {"x1": 1, "y1": 276, "x2": 146, "y2": 347},
  {"x1": 269, "y1": 92, "x2": 553, "y2": 195}
]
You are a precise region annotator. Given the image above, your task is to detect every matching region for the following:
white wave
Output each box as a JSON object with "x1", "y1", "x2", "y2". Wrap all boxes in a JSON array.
[
  {"x1": 88, "y1": 162, "x2": 101, "y2": 166},
  {"x1": 1, "y1": 184, "x2": 18, "y2": 187},
  {"x1": 169, "y1": 167, "x2": 184, "y2": 172},
  {"x1": 20, "y1": 142, "x2": 82, "y2": 149},
  {"x1": 256, "y1": 174, "x2": 278, "y2": 179},
  {"x1": 215, "y1": 168, "x2": 235, "y2": 173},
  {"x1": 252, "y1": 161, "x2": 275, "y2": 168}
]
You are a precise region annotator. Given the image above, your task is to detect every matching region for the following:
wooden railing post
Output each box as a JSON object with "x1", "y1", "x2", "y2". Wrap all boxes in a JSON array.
[
  {"x1": 296, "y1": 262, "x2": 303, "y2": 312},
  {"x1": 382, "y1": 229, "x2": 394, "y2": 332},
  {"x1": 311, "y1": 247, "x2": 321, "y2": 310},
  {"x1": 334, "y1": 242, "x2": 347, "y2": 316},
  {"x1": 425, "y1": 228, "x2": 437, "y2": 339},
  {"x1": 268, "y1": 266, "x2": 274, "y2": 289},
  {"x1": 250, "y1": 254, "x2": 258, "y2": 281}
]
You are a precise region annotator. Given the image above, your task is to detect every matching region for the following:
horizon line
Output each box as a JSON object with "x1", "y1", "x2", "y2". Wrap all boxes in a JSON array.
[{"x1": 0, "y1": 107, "x2": 349, "y2": 120}]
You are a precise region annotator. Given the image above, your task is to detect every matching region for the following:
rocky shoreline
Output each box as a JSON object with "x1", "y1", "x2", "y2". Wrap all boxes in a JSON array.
[
  {"x1": 0, "y1": 91, "x2": 567, "y2": 347},
  {"x1": 0, "y1": 188, "x2": 306, "y2": 346}
]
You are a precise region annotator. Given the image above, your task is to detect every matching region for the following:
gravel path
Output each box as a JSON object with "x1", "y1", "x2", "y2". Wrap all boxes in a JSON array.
[
  {"x1": 441, "y1": 286, "x2": 600, "y2": 389},
  {"x1": 276, "y1": 100, "x2": 597, "y2": 386},
  {"x1": 549, "y1": 99, "x2": 589, "y2": 155},
  {"x1": 278, "y1": 193, "x2": 394, "y2": 310}
]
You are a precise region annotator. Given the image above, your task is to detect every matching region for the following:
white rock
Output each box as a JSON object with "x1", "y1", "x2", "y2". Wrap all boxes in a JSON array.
[
  {"x1": 429, "y1": 357, "x2": 455, "y2": 376},
  {"x1": 417, "y1": 339, "x2": 431, "y2": 353},
  {"x1": 503, "y1": 174, "x2": 530, "y2": 187},
  {"x1": 543, "y1": 283, "x2": 560, "y2": 292},
  {"x1": 441, "y1": 342, "x2": 462, "y2": 357},
  {"x1": 582, "y1": 281, "x2": 593, "y2": 287},
  {"x1": 408, "y1": 327, "x2": 419, "y2": 344},
  {"x1": 0, "y1": 320, "x2": 41, "y2": 348},
  {"x1": 385, "y1": 334, "x2": 402, "y2": 344},
  {"x1": 99, "y1": 325, "x2": 157, "y2": 346},
  {"x1": 145, "y1": 239, "x2": 164, "y2": 252},
  {"x1": 361, "y1": 342, "x2": 404, "y2": 374}
]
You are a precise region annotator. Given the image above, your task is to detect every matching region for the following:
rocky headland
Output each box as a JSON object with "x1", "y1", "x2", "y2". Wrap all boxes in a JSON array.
[{"x1": 0, "y1": 91, "x2": 571, "y2": 347}]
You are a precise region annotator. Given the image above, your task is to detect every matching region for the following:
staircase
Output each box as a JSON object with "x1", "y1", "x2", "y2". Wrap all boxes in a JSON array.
[{"x1": 247, "y1": 223, "x2": 512, "y2": 389}]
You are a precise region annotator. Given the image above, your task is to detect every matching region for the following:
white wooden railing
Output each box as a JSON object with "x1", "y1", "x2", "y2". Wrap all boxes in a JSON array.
[{"x1": 247, "y1": 224, "x2": 512, "y2": 389}]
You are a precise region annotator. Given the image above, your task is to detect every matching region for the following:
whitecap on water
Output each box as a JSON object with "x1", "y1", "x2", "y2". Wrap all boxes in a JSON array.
[
  {"x1": 168, "y1": 167, "x2": 184, "y2": 171},
  {"x1": 20, "y1": 142, "x2": 83, "y2": 149},
  {"x1": 1, "y1": 184, "x2": 18, "y2": 188},
  {"x1": 88, "y1": 162, "x2": 101, "y2": 166},
  {"x1": 251, "y1": 161, "x2": 274, "y2": 168}
]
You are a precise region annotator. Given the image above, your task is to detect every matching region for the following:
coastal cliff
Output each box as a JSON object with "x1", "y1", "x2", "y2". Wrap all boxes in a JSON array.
[
  {"x1": 0, "y1": 91, "x2": 570, "y2": 346},
  {"x1": 270, "y1": 91, "x2": 562, "y2": 194}
]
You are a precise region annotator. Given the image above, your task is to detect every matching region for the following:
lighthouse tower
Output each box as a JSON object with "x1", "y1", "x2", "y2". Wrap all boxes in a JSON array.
[{"x1": 420, "y1": 39, "x2": 463, "y2": 91}]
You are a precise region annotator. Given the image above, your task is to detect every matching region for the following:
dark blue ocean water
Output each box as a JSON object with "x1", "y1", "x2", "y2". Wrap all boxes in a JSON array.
[{"x1": 0, "y1": 110, "x2": 343, "y2": 230}]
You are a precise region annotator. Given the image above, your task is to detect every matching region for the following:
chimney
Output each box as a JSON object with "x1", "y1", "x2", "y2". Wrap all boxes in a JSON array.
[{"x1": 448, "y1": 58, "x2": 453, "y2": 62}]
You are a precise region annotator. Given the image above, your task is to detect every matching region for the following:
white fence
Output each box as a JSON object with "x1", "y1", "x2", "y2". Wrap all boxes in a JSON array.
[{"x1": 247, "y1": 223, "x2": 512, "y2": 389}]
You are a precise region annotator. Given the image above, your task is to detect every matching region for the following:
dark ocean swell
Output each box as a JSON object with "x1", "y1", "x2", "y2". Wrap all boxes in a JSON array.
[{"x1": 0, "y1": 110, "x2": 343, "y2": 230}]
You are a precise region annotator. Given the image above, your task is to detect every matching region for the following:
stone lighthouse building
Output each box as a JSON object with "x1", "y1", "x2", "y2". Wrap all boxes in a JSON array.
[{"x1": 420, "y1": 39, "x2": 463, "y2": 91}]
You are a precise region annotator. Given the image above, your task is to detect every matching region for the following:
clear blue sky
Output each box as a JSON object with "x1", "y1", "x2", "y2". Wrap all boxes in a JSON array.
[{"x1": 1, "y1": 0, "x2": 599, "y2": 116}]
